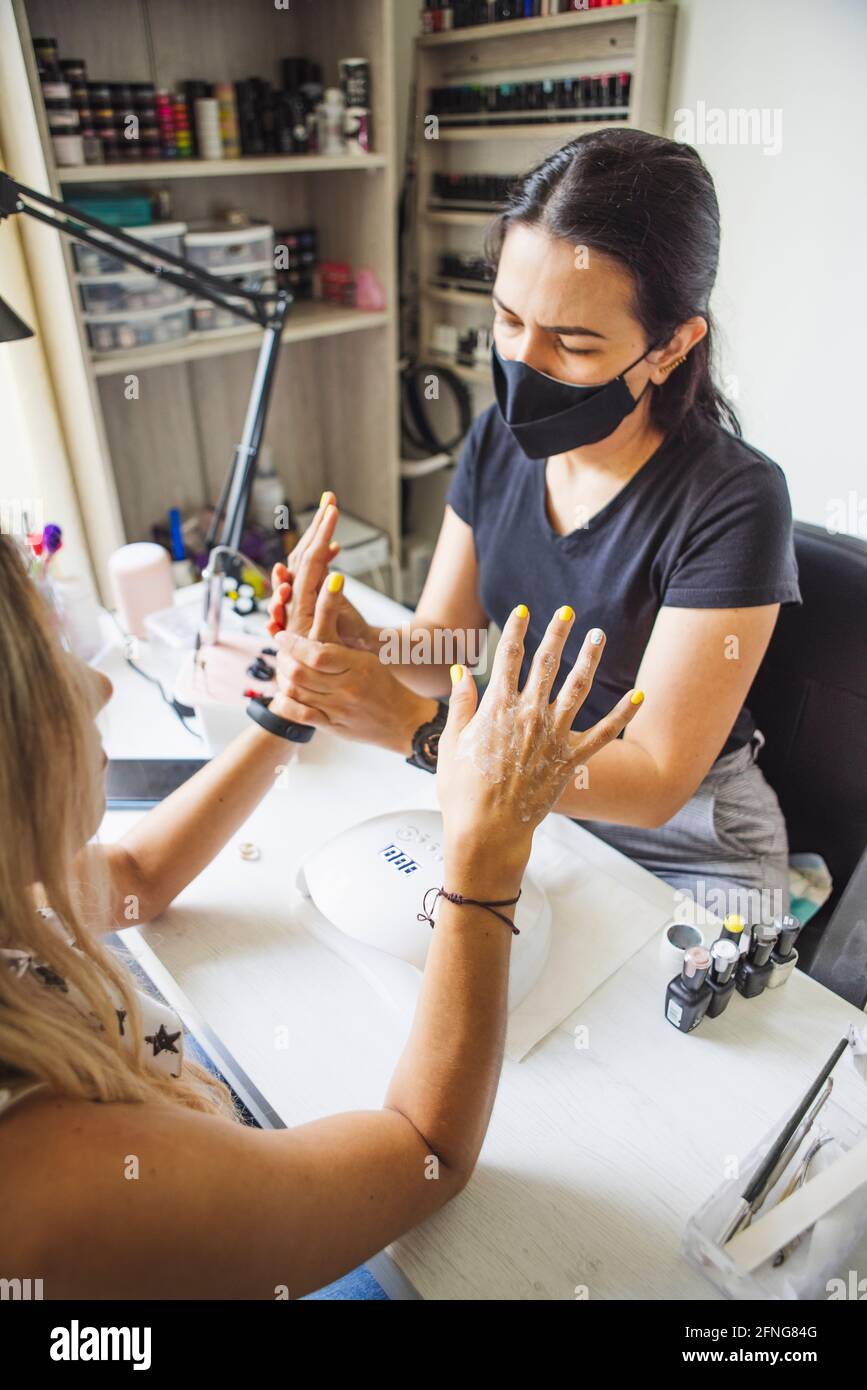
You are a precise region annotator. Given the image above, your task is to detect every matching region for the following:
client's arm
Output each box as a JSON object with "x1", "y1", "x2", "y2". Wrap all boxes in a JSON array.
[
  {"x1": 76, "y1": 505, "x2": 342, "y2": 927},
  {"x1": 12, "y1": 608, "x2": 642, "y2": 1298}
]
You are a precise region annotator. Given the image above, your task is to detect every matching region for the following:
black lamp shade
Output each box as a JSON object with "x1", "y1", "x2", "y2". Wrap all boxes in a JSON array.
[{"x1": 0, "y1": 294, "x2": 34, "y2": 343}]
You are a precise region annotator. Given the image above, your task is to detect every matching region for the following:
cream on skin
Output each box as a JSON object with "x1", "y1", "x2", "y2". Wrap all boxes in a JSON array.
[{"x1": 453, "y1": 609, "x2": 643, "y2": 823}]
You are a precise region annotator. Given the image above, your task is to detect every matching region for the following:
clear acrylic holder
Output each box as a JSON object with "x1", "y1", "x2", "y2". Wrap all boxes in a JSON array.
[{"x1": 683, "y1": 1099, "x2": 867, "y2": 1299}]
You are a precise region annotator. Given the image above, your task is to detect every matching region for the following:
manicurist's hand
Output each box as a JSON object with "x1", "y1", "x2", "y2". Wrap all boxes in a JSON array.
[
  {"x1": 271, "y1": 571, "x2": 440, "y2": 753},
  {"x1": 436, "y1": 604, "x2": 645, "y2": 892}
]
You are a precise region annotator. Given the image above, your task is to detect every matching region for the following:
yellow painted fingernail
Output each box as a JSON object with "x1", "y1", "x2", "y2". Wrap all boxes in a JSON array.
[
  {"x1": 327, "y1": 572, "x2": 344, "y2": 594},
  {"x1": 630, "y1": 690, "x2": 645, "y2": 705},
  {"x1": 558, "y1": 605, "x2": 574, "y2": 623},
  {"x1": 514, "y1": 603, "x2": 529, "y2": 619},
  {"x1": 319, "y1": 490, "x2": 332, "y2": 508},
  {"x1": 450, "y1": 664, "x2": 464, "y2": 685}
]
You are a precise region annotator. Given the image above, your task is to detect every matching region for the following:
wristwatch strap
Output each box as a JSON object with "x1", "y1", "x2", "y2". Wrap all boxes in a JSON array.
[
  {"x1": 406, "y1": 699, "x2": 449, "y2": 773},
  {"x1": 247, "y1": 699, "x2": 316, "y2": 743}
]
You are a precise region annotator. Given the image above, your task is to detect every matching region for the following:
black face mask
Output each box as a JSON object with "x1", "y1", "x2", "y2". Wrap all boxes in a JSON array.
[{"x1": 492, "y1": 342, "x2": 654, "y2": 459}]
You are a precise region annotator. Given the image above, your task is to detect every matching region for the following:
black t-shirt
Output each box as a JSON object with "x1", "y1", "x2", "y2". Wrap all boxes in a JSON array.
[{"x1": 446, "y1": 406, "x2": 802, "y2": 757}]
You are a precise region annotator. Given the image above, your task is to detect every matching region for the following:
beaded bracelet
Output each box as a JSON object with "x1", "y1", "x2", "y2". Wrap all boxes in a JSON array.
[{"x1": 418, "y1": 885, "x2": 521, "y2": 936}]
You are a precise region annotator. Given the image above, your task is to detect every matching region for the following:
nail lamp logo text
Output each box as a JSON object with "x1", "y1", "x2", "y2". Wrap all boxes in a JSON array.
[{"x1": 379, "y1": 843, "x2": 420, "y2": 876}]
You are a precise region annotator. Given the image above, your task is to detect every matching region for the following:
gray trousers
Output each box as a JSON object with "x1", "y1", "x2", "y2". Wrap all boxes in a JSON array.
[{"x1": 584, "y1": 731, "x2": 790, "y2": 927}]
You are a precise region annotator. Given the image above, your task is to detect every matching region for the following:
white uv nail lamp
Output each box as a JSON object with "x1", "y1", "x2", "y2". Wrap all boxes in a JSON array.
[{"x1": 296, "y1": 809, "x2": 552, "y2": 1012}]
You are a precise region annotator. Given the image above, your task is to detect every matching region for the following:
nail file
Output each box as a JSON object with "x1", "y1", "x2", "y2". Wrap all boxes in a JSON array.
[{"x1": 725, "y1": 1135, "x2": 867, "y2": 1274}]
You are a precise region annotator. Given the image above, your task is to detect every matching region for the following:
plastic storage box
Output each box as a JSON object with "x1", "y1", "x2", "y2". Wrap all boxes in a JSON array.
[
  {"x1": 191, "y1": 264, "x2": 276, "y2": 333},
  {"x1": 72, "y1": 221, "x2": 187, "y2": 277},
  {"x1": 77, "y1": 273, "x2": 188, "y2": 315},
  {"x1": 184, "y1": 221, "x2": 273, "y2": 271},
  {"x1": 683, "y1": 1098, "x2": 867, "y2": 1300},
  {"x1": 83, "y1": 301, "x2": 192, "y2": 354},
  {"x1": 66, "y1": 192, "x2": 154, "y2": 227}
]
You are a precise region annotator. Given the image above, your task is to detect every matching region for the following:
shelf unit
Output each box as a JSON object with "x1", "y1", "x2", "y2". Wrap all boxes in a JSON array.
[
  {"x1": 11, "y1": 0, "x2": 400, "y2": 590},
  {"x1": 413, "y1": 1, "x2": 676, "y2": 387}
]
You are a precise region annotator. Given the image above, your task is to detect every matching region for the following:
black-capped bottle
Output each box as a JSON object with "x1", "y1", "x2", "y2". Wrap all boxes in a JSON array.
[
  {"x1": 736, "y1": 921, "x2": 780, "y2": 998},
  {"x1": 665, "y1": 945, "x2": 712, "y2": 1033},
  {"x1": 766, "y1": 913, "x2": 803, "y2": 989},
  {"x1": 706, "y1": 937, "x2": 739, "y2": 1018}
]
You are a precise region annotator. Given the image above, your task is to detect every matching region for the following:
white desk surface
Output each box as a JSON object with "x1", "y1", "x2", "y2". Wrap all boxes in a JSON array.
[{"x1": 95, "y1": 582, "x2": 867, "y2": 1302}]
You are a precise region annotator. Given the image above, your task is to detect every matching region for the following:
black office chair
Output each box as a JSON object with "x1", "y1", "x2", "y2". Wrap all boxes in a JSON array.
[{"x1": 746, "y1": 522, "x2": 867, "y2": 1008}]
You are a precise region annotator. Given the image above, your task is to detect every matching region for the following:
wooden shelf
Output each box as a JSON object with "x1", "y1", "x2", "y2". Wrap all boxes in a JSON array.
[
  {"x1": 418, "y1": 5, "x2": 655, "y2": 47},
  {"x1": 428, "y1": 353, "x2": 490, "y2": 386},
  {"x1": 90, "y1": 302, "x2": 389, "y2": 376},
  {"x1": 425, "y1": 207, "x2": 499, "y2": 226},
  {"x1": 59, "y1": 152, "x2": 387, "y2": 184},
  {"x1": 437, "y1": 118, "x2": 629, "y2": 141},
  {"x1": 425, "y1": 285, "x2": 492, "y2": 308}
]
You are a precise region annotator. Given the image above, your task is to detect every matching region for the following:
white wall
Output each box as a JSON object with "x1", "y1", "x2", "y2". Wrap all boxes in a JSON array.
[{"x1": 666, "y1": 0, "x2": 866, "y2": 535}]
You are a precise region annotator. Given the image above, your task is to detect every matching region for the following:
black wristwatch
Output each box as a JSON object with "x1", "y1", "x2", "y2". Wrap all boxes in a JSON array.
[{"x1": 405, "y1": 700, "x2": 448, "y2": 773}]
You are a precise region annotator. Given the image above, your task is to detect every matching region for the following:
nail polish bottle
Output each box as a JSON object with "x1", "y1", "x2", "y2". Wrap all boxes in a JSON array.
[
  {"x1": 718, "y1": 912, "x2": 747, "y2": 952},
  {"x1": 766, "y1": 914, "x2": 803, "y2": 989},
  {"x1": 665, "y1": 945, "x2": 712, "y2": 1033},
  {"x1": 706, "y1": 937, "x2": 739, "y2": 1018},
  {"x1": 736, "y1": 922, "x2": 780, "y2": 999}
]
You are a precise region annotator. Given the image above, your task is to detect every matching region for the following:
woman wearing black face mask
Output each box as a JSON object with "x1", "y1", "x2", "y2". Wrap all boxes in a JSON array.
[{"x1": 272, "y1": 129, "x2": 800, "y2": 923}]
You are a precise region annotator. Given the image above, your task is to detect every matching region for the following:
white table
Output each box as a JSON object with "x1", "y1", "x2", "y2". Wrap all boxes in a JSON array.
[{"x1": 95, "y1": 582, "x2": 867, "y2": 1301}]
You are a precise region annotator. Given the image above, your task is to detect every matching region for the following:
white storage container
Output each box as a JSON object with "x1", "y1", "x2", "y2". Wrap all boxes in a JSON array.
[
  {"x1": 191, "y1": 263, "x2": 277, "y2": 334},
  {"x1": 77, "y1": 272, "x2": 188, "y2": 315},
  {"x1": 83, "y1": 301, "x2": 192, "y2": 355},
  {"x1": 72, "y1": 221, "x2": 187, "y2": 277},
  {"x1": 184, "y1": 221, "x2": 273, "y2": 271}
]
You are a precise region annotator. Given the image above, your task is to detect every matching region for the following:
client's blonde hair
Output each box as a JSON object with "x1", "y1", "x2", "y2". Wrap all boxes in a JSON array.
[{"x1": 0, "y1": 536, "x2": 237, "y2": 1118}]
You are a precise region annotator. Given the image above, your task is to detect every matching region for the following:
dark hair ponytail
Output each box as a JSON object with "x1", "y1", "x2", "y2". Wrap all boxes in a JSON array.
[{"x1": 486, "y1": 128, "x2": 740, "y2": 437}]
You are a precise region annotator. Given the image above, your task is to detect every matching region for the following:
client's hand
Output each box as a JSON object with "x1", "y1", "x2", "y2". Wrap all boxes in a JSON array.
[
  {"x1": 272, "y1": 574, "x2": 435, "y2": 753},
  {"x1": 436, "y1": 605, "x2": 644, "y2": 891},
  {"x1": 266, "y1": 491, "x2": 374, "y2": 650}
]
